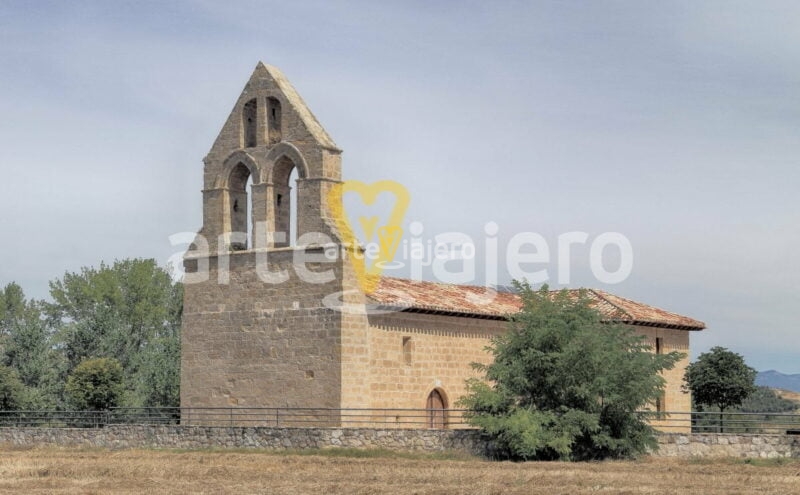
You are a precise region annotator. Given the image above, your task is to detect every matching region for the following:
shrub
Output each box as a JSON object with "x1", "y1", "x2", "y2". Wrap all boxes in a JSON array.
[
  {"x1": 65, "y1": 357, "x2": 124, "y2": 411},
  {"x1": 0, "y1": 365, "x2": 24, "y2": 410},
  {"x1": 459, "y1": 283, "x2": 683, "y2": 461}
]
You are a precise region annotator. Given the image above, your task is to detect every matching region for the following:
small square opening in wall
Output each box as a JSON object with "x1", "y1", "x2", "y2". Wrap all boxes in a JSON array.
[
  {"x1": 305, "y1": 370, "x2": 315, "y2": 380},
  {"x1": 655, "y1": 393, "x2": 667, "y2": 419},
  {"x1": 402, "y1": 336, "x2": 413, "y2": 365},
  {"x1": 184, "y1": 259, "x2": 198, "y2": 274}
]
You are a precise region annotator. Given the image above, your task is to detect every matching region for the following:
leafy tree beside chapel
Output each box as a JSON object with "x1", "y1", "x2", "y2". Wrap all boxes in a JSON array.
[
  {"x1": 0, "y1": 282, "x2": 65, "y2": 409},
  {"x1": 459, "y1": 282, "x2": 684, "y2": 461},
  {"x1": 0, "y1": 258, "x2": 182, "y2": 410},
  {"x1": 46, "y1": 258, "x2": 183, "y2": 408},
  {"x1": 682, "y1": 346, "x2": 757, "y2": 414}
]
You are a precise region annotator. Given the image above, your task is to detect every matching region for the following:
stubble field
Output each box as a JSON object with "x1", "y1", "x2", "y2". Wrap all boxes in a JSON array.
[{"x1": 0, "y1": 447, "x2": 799, "y2": 494}]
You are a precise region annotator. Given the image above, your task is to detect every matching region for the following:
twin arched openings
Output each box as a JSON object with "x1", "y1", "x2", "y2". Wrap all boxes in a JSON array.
[
  {"x1": 227, "y1": 155, "x2": 299, "y2": 251},
  {"x1": 242, "y1": 97, "x2": 282, "y2": 148}
]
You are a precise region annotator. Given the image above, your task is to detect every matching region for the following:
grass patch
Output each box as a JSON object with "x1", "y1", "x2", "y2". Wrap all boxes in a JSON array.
[
  {"x1": 159, "y1": 446, "x2": 480, "y2": 461},
  {"x1": 2, "y1": 447, "x2": 800, "y2": 493},
  {"x1": 740, "y1": 457, "x2": 798, "y2": 467},
  {"x1": 686, "y1": 455, "x2": 800, "y2": 467},
  {"x1": 0, "y1": 444, "x2": 110, "y2": 453}
]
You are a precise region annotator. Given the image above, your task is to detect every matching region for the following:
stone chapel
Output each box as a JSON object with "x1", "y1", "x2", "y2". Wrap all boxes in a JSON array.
[{"x1": 180, "y1": 63, "x2": 705, "y2": 428}]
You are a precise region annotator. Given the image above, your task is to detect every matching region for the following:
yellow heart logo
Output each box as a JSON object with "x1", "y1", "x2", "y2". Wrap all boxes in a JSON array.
[{"x1": 327, "y1": 180, "x2": 410, "y2": 292}]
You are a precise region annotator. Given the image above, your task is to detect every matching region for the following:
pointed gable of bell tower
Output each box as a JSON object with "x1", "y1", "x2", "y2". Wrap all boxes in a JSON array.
[
  {"x1": 198, "y1": 62, "x2": 343, "y2": 253},
  {"x1": 182, "y1": 63, "x2": 370, "y2": 417}
]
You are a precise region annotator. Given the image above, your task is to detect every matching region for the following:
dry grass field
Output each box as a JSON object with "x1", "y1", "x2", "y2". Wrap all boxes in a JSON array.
[
  {"x1": 0, "y1": 446, "x2": 799, "y2": 494},
  {"x1": 776, "y1": 388, "x2": 800, "y2": 409}
]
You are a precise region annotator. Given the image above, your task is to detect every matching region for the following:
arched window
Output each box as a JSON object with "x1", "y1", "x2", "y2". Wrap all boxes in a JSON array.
[
  {"x1": 272, "y1": 155, "x2": 298, "y2": 247},
  {"x1": 288, "y1": 167, "x2": 298, "y2": 245},
  {"x1": 229, "y1": 163, "x2": 252, "y2": 250},
  {"x1": 267, "y1": 97, "x2": 282, "y2": 145},
  {"x1": 245, "y1": 174, "x2": 254, "y2": 248},
  {"x1": 426, "y1": 389, "x2": 447, "y2": 429},
  {"x1": 242, "y1": 98, "x2": 258, "y2": 148}
]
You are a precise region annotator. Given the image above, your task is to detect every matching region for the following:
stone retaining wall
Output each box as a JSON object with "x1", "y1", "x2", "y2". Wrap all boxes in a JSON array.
[
  {"x1": 656, "y1": 433, "x2": 800, "y2": 458},
  {"x1": 0, "y1": 425, "x2": 487, "y2": 454},
  {"x1": 1, "y1": 426, "x2": 798, "y2": 459}
]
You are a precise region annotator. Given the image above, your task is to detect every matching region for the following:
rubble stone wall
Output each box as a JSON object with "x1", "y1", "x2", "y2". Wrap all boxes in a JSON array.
[{"x1": 1, "y1": 426, "x2": 798, "y2": 459}]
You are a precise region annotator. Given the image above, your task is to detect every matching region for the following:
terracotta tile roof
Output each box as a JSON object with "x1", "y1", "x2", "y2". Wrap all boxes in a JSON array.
[
  {"x1": 586, "y1": 289, "x2": 706, "y2": 330},
  {"x1": 367, "y1": 277, "x2": 705, "y2": 330},
  {"x1": 368, "y1": 277, "x2": 521, "y2": 316}
]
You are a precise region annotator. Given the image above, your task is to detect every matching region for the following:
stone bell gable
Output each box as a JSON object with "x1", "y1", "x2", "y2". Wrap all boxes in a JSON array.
[
  {"x1": 198, "y1": 62, "x2": 343, "y2": 253},
  {"x1": 180, "y1": 63, "x2": 367, "y2": 415}
]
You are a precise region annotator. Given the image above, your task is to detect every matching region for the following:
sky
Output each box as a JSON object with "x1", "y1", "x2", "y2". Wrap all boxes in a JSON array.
[{"x1": 0, "y1": 1, "x2": 798, "y2": 372}]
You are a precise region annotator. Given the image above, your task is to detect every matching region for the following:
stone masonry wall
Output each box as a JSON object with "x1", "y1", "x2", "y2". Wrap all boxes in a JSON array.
[
  {"x1": 365, "y1": 311, "x2": 507, "y2": 415},
  {"x1": 180, "y1": 250, "x2": 345, "y2": 413},
  {"x1": 0, "y1": 426, "x2": 486, "y2": 455},
  {"x1": 636, "y1": 326, "x2": 692, "y2": 433},
  {"x1": 656, "y1": 433, "x2": 800, "y2": 458},
  {"x1": 363, "y1": 313, "x2": 693, "y2": 432},
  {"x1": 1, "y1": 426, "x2": 797, "y2": 459}
]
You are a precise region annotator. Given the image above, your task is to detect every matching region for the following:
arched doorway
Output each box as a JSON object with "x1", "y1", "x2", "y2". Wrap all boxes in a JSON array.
[{"x1": 426, "y1": 389, "x2": 447, "y2": 429}]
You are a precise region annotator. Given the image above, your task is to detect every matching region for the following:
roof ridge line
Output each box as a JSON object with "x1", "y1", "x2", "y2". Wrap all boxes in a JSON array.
[
  {"x1": 587, "y1": 288, "x2": 633, "y2": 321},
  {"x1": 377, "y1": 275, "x2": 500, "y2": 293}
]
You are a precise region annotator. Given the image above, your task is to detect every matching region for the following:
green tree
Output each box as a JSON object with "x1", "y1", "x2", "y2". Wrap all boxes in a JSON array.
[
  {"x1": 0, "y1": 283, "x2": 64, "y2": 409},
  {"x1": 0, "y1": 282, "x2": 26, "y2": 328},
  {"x1": 0, "y1": 365, "x2": 25, "y2": 410},
  {"x1": 47, "y1": 259, "x2": 183, "y2": 407},
  {"x1": 65, "y1": 357, "x2": 124, "y2": 411},
  {"x1": 131, "y1": 327, "x2": 181, "y2": 408},
  {"x1": 459, "y1": 283, "x2": 684, "y2": 461},
  {"x1": 683, "y1": 346, "x2": 756, "y2": 432}
]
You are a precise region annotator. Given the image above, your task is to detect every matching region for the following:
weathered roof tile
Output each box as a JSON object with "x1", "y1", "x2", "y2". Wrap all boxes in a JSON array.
[{"x1": 367, "y1": 277, "x2": 705, "y2": 330}]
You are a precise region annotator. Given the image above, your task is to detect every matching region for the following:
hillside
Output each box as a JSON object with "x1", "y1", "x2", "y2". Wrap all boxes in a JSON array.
[
  {"x1": 773, "y1": 388, "x2": 800, "y2": 407},
  {"x1": 756, "y1": 370, "x2": 800, "y2": 393}
]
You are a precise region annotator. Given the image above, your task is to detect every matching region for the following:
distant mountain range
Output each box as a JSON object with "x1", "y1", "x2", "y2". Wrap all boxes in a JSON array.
[{"x1": 756, "y1": 370, "x2": 800, "y2": 393}]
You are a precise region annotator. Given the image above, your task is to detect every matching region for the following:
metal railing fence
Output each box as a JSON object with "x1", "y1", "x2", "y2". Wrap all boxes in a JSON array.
[
  {"x1": 0, "y1": 407, "x2": 472, "y2": 429},
  {"x1": 0, "y1": 410, "x2": 108, "y2": 428},
  {"x1": 0, "y1": 408, "x2": 798, "y2": 434},
  {"x1": 115, "y1": 407, "x2": 472, "y2": 428},
  {"x1": 650, "y1": 410, "x2": 800, "y2": 435}
]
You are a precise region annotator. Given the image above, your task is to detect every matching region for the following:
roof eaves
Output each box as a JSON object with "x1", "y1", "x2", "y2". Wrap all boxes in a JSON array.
[{"x1": 588, "y1": 288, "x2": 634, "y2": 321}]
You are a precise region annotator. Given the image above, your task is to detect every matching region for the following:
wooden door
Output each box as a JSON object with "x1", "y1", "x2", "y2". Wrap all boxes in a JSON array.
[{"x1": 426, "y1": 389, "x2": 446, "y2": 429}]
